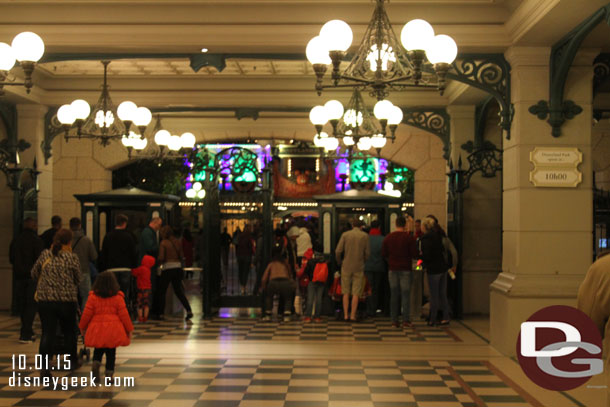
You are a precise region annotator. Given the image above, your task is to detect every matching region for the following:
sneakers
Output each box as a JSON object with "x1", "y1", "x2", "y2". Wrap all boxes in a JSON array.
[
  {"x1": 283, "y1": 313, "x2": 292, "y2": 322},
  {"x1": 18, "y1": 335, "x2": 36, "y2": 344},
  {"x1": 402, "y1": 321, "x2": 412, "y2": 329},
  {"x1": 313, "y1": 317, "x2": 322, "y2": 323},
  {"x1": 302, "y1": 317, "x2": 312, "y2": 323}
]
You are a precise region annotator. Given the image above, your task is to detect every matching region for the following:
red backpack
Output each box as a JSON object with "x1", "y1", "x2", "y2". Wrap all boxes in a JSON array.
[{"x1": 312, "y1": 262, "x2": 328, "y2": 283}]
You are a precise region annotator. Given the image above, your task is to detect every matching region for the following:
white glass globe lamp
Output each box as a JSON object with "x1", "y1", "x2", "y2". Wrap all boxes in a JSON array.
[
  {"x1": 186, "y1": 189, "x2": 196, "y2": 199},
  {"x1": 197, "y1": 189, "x2": 206, "y2": 199},
  {"x1": 192, "y1": 182, "x2": 203, "y2": 191},
  {"x1": 324, "y1": 136, "x2": 339, "y2": 151},
  {"x1": 320, "y1": 20, "x2": 353, "y2": 52},
  {"x1": 11, "y1": 32, "x2": 44, "y2": 62},
  {"x1": 324, "y1": 100, "x2": 344, "y2": 120},
  {"x1": 306, "y1": 36, "x2": 331, "y2": 65},
  {"x1": 0, "y1": 43, "x2": 16, "y2": 71},
  {"x1": 357, "y1": 137, "x2": 372, "y2": 151},
  {"x1": 168, "y1": 135, "x2": 182, "y2": 151},
  {"x1": 117, "y1": 101, "x2": 137, "y2": 122},
  {"x1": 388, "y1": 105, "x2": 404, "y2": 125},
  {"x1": 154, "y1": 129, "x2": 171, "y2": 146},
  {"x1": 370, "y1": 134, "x2": 387, "y2": 149},
  {"x1": 133, "y1": 107, "x2": 152, "y2": 127},
  {"x1": 374, "y1": 100, "x2": 394, "y2": 121},
  {"x1": 425, "y1": 34, "x2": 458, "y2": 64},
  {"x1": 343, "y1": 136, "x2": 355, "y2": 146},
  {"x1": 309, "y1": 105, "x2": 328, "y2": 126},
  {"x1": 57, "y1": 104, "x2": 76, "y2": 125},
  {"x1": 180, "y1": 132, "x2": 196, "y2": 149},
  {"x1": 401, "y1": 19, "x2": 434, "y2": 52},
  {"x1": 70, "y1": 99, "x2": 91, "y2": 121}
]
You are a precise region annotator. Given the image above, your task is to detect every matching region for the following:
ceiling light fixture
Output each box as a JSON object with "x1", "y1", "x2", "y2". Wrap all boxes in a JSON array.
[
  {"x1": 306, "y1": 0, "x2": 458, "y2": 100},
  {"x1": 0, "y1": 32, "x2": 45, "y2": 95}
]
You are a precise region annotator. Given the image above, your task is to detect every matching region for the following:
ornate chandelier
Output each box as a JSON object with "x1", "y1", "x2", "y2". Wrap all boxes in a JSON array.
[
  {"x1": 306, "y1": 0, "x2": 458, "y2": 100},
  {"x1": 310, "y1": 88, "x2": 402, "y2": 154},
  {"x1": 53, "y1": 61, "x2": 153, "y2": 147},
  {"x1": 0, "y1": 32, "x2": 45, "y2": 95},
  {"x1": 121, "y1": 115, "x2": 196, "y2": 158}
]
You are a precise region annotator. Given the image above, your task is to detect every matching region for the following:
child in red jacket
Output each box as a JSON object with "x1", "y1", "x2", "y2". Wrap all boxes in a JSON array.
[
  {"x1": 132, "y1": 255, "x2": 154, "y2": 322},
  {"x1": 79, "y1": 271, "x2": 134, "y2": 382}
]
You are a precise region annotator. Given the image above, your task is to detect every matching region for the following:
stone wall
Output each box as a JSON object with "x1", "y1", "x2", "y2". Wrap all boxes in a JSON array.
[{"x1": 593, "y1": 120, "x2": 610, "y2": 190}]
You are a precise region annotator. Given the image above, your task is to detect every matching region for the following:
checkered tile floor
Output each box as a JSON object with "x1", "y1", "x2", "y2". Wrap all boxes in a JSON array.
[
  {"x1": 0, "y1": 357, "x2": 540, "y2": 407},
  {"x1": 2, "y1": 317, "x2": 461, "y2": 343}
]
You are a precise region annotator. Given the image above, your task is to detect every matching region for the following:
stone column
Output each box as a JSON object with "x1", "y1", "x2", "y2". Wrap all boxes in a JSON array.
[
  {"x1": 17, "y1": 104, "x2": 52, "y2": 232},
  {"x1": 490, "y1": 47, "x2": 595, "y2": 355},
  {"x1": 447, "y1": 105, "x2": 475, "y2": 166}
]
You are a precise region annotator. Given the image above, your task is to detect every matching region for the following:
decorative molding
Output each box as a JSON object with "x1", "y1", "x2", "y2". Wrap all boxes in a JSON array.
[
  {"x1": 401, "y1": 107, "x2": 450, "y2": 160},
  {"x1": 529, "y1": 4, "x2": 610, "y2": 137},
  {"x1": 450, "y1": 141, "x2": 502, "y2": 193}
]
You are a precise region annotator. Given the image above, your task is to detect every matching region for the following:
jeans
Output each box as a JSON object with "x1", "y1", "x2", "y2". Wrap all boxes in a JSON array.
[
  {"x1": 78, "y1": 273, "x2": 91, "y2": 312},
  {"x1": 93, "y1": 348, "x2": 116, "y2": 371},
  {"x1": 15, "y1": 279, "x2": 37, "y2": 340},
  {"x1": 388, "y1": 270, "x2": 412, "y2": 323},
  {"x1": 111, "y1": 271, "x2": 132, "y2": 306},
  {"x1": 305, "y1": 282, "x2": 325, "y2": 318},
  {"x1": 38, "y1": 301, "x2": 78, "y2": 369},
  {"x1": 365, "y1": 272, "x2": 384, "y2": 316},
  {"x1": 156, "y1": 268, "x2": 192, "y2": 315},
  {"x1": 427, "y1": 272, "x2": 450, "y2": 324},
  {"x1": 237, "y1": 256, "x2": 251, "y2": 287},
  {"x1": 264, "y1": 278, "x2": 297, "y2": 316}
]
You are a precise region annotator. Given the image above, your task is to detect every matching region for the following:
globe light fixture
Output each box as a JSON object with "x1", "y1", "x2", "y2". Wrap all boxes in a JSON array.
[
  {"x1": 310, "y1": 88, "x2": 402, "y2": 154},
  {"x1": 306, "y1": 0, "x2": 458, "y2": 99},
  {"x1": 0, "y1": 31, "x2": 45, "y2": 95},
  {"x1": 185, "y1": 189, "x2": 197, "y2": 199},
  {"x1": 52, "y1": 61, "x2": 154, "y2": 148}
]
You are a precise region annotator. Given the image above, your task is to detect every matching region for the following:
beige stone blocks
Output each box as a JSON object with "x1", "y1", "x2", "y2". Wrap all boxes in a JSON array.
[{"x1": 61, "y1": 138, "x2": 93, "y2": 157}]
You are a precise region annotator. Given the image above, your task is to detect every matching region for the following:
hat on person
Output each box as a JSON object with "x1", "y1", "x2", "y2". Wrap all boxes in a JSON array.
[{"x1": 287, "y1": 226, "x2": 300, "y2": 238}]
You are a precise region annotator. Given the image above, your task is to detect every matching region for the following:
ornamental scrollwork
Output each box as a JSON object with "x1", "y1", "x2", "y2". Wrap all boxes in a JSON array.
[{"x1": 402, "y1": 108, "x2": 450, "y2": 159}]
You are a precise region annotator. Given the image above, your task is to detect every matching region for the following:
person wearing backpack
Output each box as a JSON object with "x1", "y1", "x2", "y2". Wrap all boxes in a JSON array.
[
  {"x1": 69, "y1": 217, "x2": 98, "y2": 311},
  {"x1": 299, "y1": 250, "x2": 329, "y2": 323}
]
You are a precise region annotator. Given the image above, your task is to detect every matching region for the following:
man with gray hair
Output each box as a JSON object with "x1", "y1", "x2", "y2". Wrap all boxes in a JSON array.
[
  {"x1": 335, "y1": 219, "x2": 370, "y2": 322},
  {"x1": 140, "y1": 217, "x2": 162, "y2": 317}
]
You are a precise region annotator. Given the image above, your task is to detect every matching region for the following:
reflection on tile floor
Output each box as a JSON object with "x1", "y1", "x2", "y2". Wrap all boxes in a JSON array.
[
  {"x1": 1, "y1": 318, "x2": 461, "y2": 343},
  {"x1": 0, "y1": 357, "x2": 542, "y2": 407}
]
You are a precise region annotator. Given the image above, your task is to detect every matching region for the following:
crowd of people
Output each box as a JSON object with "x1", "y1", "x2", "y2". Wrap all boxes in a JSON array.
[
  {"x1": 8, "y1": 211, "x2": 457, "y2": 380},
  {"x1": 9, "y1": 214, "x2": 194, "y2": 380}
]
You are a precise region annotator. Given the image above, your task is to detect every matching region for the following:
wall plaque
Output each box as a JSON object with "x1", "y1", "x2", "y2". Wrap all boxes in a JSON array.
[
  {"x1": 529, "y1": 168, "x2": 582, "y2": 188},
  {"x1": 529, "y1": 147, "x2": 582, "y2": 188},
  {"x1": 530, "y1": 147, "x2": 582, "y2": 167}
]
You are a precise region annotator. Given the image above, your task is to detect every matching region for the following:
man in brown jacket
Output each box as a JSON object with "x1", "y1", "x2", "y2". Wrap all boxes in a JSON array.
[
  {"x1": 577, "y1": 252, "x2": 610, "y2": 406},
  {"x1": 336, "y1": 219, "x2": 370, "y2": 321}
]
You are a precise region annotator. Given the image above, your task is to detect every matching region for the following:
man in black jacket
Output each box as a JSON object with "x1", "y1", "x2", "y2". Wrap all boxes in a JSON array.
[
  {"x1": 99, "y1": 214, "x2": 138, "y2": 304},
  {"x1": 10, "y1": 217, "x2": 44, "y2": 343},
  {"x1": 40, "y1": 215, "x2": 62, "y2": 249}
]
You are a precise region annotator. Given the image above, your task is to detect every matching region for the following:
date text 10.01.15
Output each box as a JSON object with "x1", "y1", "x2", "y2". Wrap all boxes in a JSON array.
[{"x1": 12, "y1": 354, "x2": 70, "y2": 371}]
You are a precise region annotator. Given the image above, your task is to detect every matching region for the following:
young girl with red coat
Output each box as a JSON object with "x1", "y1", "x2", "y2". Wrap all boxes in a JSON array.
[{"x1": 79, "y1": 271, "x2": 134, "y2": 381}]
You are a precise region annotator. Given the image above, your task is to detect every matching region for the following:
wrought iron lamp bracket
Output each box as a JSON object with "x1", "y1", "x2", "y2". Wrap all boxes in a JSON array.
[
  {"x1": 593, "y1": 52, "x2": 610, "y2": 97},
  {"x1": 449, "y1": 142, "x2": 502, "y2": 194},
  {"x1": 428, "y1": 54, "x2": 514, "y2": 140},
  {"x1": 528, "y1": 4, "x2": 610, "y2": 138},
  {"x1": 401, "y1": 107, "x2": 451, "y2": 160}
]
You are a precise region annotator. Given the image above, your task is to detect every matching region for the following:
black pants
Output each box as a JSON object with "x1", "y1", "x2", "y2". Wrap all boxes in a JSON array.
[
  {"x1": 156, "y1": 268, "x2": 192, "y2": 315},
  {"x1": 265, "y1": 278, "x2": 296, "y2": 315},
  {"x1": 38, "y1": 301, "x2": 77, "y2": 369},
  {"x1": 93, "y1": 347, "x2": 116, "y2": 371},
  {"x1": 112, "y1": 271, "x2": 132, "y2": 306},
  {"x1": 15, "y1": 279, "x2": 37, "y2": 340},
  {"x1": 237, "y1": 256, "x2": 251, "y2": 287}
]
